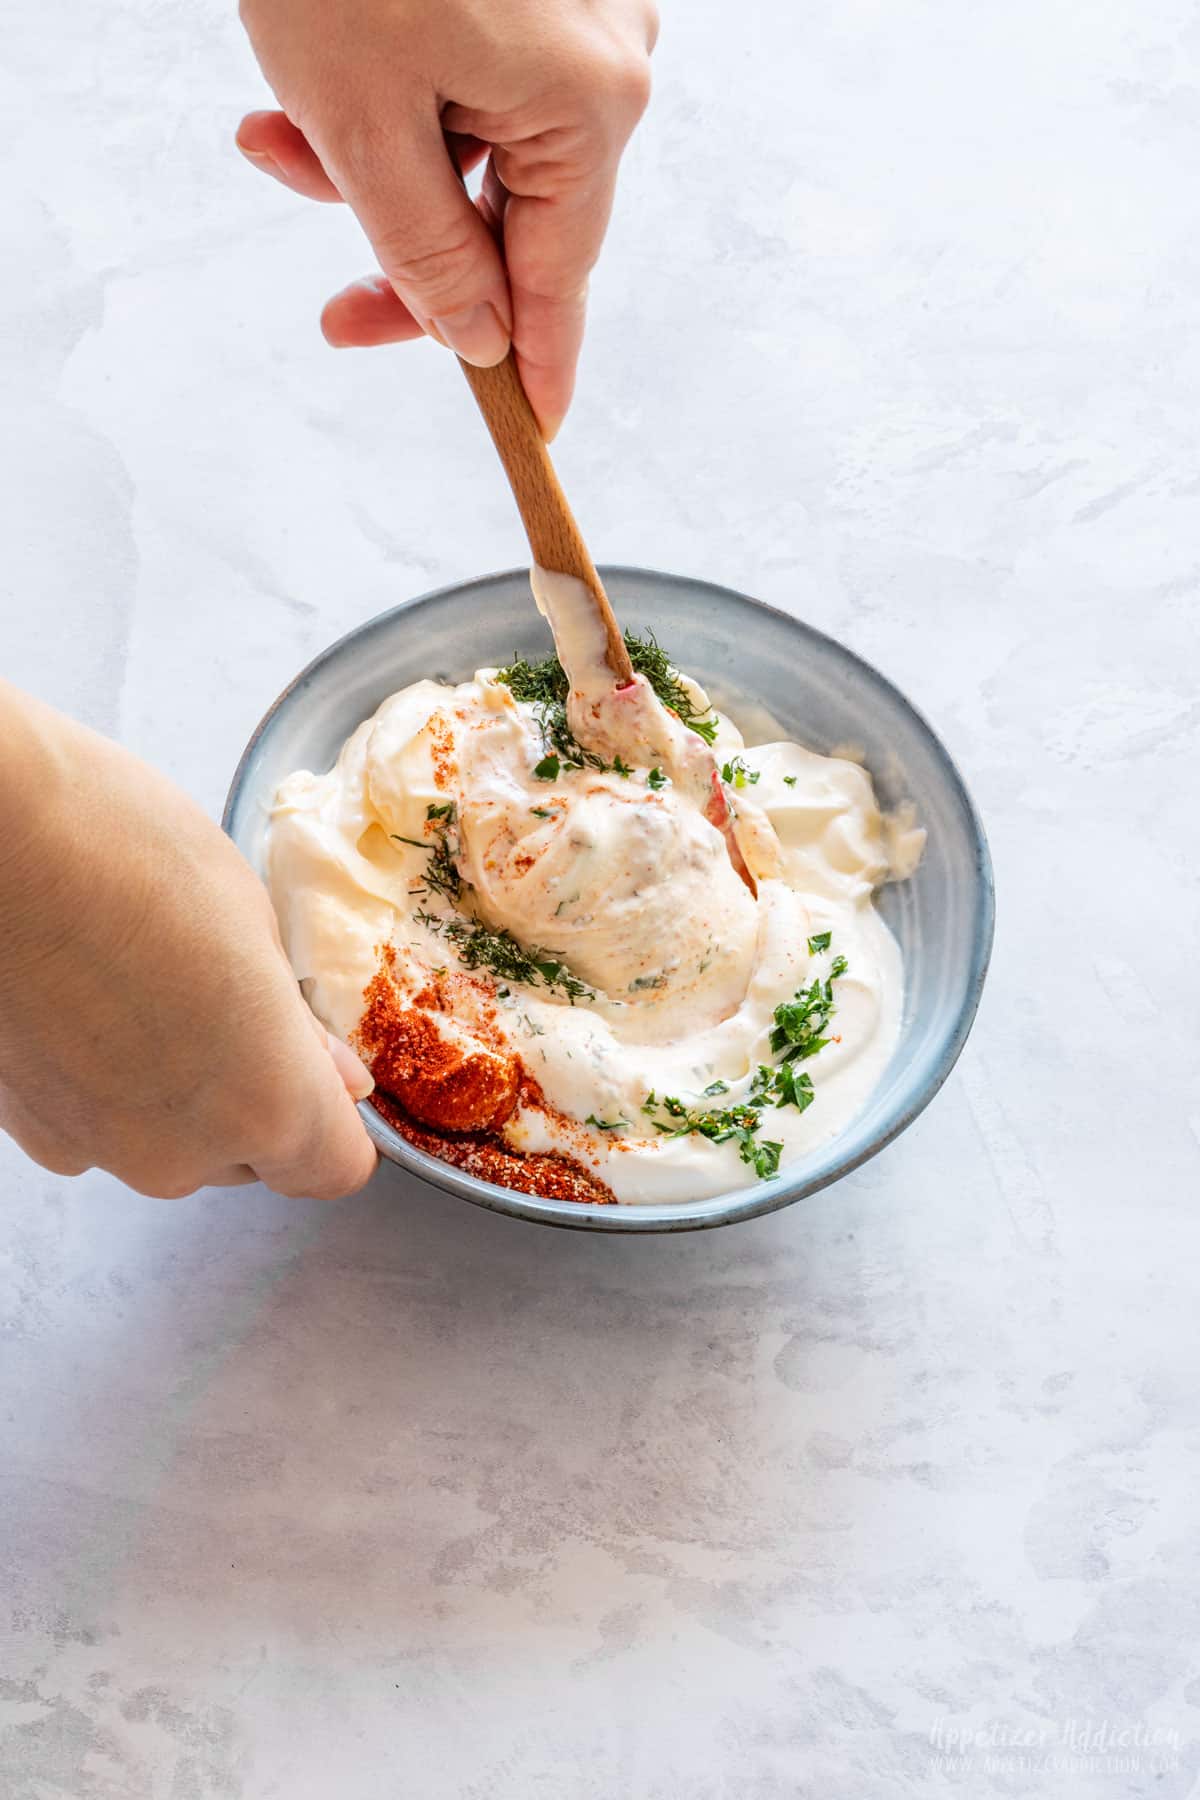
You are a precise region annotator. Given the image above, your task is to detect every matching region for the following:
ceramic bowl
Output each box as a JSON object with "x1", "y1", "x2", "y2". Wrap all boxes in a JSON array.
[{"x1": 224, "y1": 567, "x2": 993, "y2": 1232}]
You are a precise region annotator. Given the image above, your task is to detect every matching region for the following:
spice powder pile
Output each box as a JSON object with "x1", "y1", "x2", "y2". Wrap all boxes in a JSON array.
[{"x1": 353, "y1": 947, "x2": 617, "y2": 1206}]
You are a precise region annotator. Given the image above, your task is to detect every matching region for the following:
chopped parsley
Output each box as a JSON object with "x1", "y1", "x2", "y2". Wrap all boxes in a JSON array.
[
  {"x1": 586, "y1": 1114, "x2": 628, "y2": 1131},
  {"x1": 752, "y1": 1139, "x2": 785, "y2": 1179},
  {"x1": 611, "y1": 754, "x2": 633, "y2": 778},
  {"x1": 531, "y1": 806, "x2": 553, "y2": 819},
  {"x1": 807, "y1": 931, "x2": 832, "y2": 954},
  {"x1": 647, "y1": 767, "x2": 667, "y2": 790},
  {"x1": 770, "y1": 954, "x2": 849, "y2": 1062},
  {"x1": 631, "y1": 947, "x2": 848, "y2": 1180},
  {"x1": 533, "y1": 753, "x2": 560, "y2": 781},
  {"x1": 750, "y1": 1061, "x2": 815, "y2": 1113},
  {"x1": 644, "y1": 1093, "x2": 783, "y2": 1182},
  {"x1": 770, "y1": 980, "x2": 835, "y2": 1061},
  {"x1": 783, "y1": 774, "x2": 798, "y2": 787},
  {"x1": 720, "y1": 755, "x2": 760, "y2": 789}
]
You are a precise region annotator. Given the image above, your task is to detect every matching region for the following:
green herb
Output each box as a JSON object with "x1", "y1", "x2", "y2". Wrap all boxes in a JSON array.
[
  {"x1": 783, "y1": 775, "x2": 797, "y2": 787},
  {"x1": 611, "y1": 754, "x2": 633, "y2": 778},
  {"x1": 493, "y1": 655, "x2": 569, "y2": 710},
  {"x1": 531, "y1": 807, "x2": 553, "y2": 818},
  {"x1": 720, "y1": 755, "x2": 760, "y2": 790},
  {"x1": 391, "y1": 800, "x2": 462, "y2": 901},
  {"x1": 533, "y1": 753, "x2": 560, "y2": 782},
  {"x1": 751, "y1": 1061, "x2": 815, "y2": 1113},
  {"x1": 807, "y1": 931, "x2": 832, "y2": 954},
  {"x1": 647, "y1": 767, "x2": 667, "y2": 790},
  {"x1": 769, "y1": 955, "x2": 849, "y2": 1062},
  {"x1": 770, "y1": 980, "x2": 834, "y2": 1061},
  {"x1": 494, "y1": 654, "x2": 598, "y2": 774},
  {"x1": 647, "y1": 1093, "x2": 781, "y2": 1183},
  {"x1": 629, "y1": 973, "x2": 668, "y2": 991},
  {"x1": 751, "y1": 1139, "x2": 784, "y2": 1179},
  {"x1": 586, "y1": 1114, "x2": 628, "y2": 1131},
  {"x1": 621, "y1": 631, "x2": 720, "y2": 744},
  {"x1": 631, "y1": 959, "x2": 848, "y2": 1179},
  {"x1": 433, "y1": 916, "x2": 593, "y2": 1003},
  {"x1": 496, "y1": 632, "x2": 720, "y2": 763}
]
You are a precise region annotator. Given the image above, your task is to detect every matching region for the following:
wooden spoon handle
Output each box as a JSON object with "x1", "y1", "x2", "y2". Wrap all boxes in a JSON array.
[{"x1": 458, "y1": 351, "x2": 634, "y2": 685}]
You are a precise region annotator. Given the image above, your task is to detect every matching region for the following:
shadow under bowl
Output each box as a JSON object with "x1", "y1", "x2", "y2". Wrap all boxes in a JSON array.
[{"x1": 224, "y1": 567, "x2": 994, "y2": 1233}]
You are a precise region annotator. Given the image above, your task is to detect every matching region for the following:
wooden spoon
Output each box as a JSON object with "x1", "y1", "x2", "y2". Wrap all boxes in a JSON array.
[
  {"x1": 458, "y1": 349, "x2": 758, "y2": 894},
  {"x1": 457, "y1": 351, "x2": 635, "y2": 686}
]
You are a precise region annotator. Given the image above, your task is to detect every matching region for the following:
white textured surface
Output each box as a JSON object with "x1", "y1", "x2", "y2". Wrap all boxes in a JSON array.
[{"x1": 3, "y1": 2, "x2": 1199, "y2": 1795}]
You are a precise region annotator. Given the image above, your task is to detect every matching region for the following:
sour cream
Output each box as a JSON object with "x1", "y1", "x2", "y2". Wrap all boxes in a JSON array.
[{"x1": 266, "y1": 572, "x2": 921, "y2": 1204}]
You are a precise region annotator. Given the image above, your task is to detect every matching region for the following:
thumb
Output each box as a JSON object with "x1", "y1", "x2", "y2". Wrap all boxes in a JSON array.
[{"x1": 320, "y1": 106, "x2": 512, "y2": 368}]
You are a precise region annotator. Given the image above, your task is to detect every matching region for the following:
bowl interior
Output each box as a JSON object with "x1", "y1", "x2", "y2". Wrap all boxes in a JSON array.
[{"x1": 224, "y1": 567, "x2": 993, "y2": 1232}]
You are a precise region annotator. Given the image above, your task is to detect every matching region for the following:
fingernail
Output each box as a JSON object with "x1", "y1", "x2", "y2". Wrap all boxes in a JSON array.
[
  {"x1": 325, "y1": 1029, "x2": 376, "y2": 1100},
  {"x1": 237, "y1": 143, "x2": 281, "y2": 177},
  {"x1": 430, "y1": 302, "x2": 510, "y2": 367}
]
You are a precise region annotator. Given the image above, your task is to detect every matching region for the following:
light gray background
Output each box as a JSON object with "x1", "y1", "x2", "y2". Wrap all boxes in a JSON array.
[{"x1": 3, "y1": 2, "x2": 1199, "y2": 1796}]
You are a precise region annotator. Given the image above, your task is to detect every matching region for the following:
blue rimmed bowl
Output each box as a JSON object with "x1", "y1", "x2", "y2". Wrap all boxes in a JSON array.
[{"x1": 224, "y1": 567, "x2": 993, "y2": 1232}]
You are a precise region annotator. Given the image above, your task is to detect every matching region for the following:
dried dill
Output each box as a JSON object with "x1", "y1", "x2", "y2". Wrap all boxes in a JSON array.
[
  {"x1": 495, "y1": 629, "x2": 720, "y2": 763},
  {"x1": 439, "y1": 917, "x2": 594, "y2": 1004},
  {"x1": 391, "y1": 801, "x2": 462, "y2": 902}
]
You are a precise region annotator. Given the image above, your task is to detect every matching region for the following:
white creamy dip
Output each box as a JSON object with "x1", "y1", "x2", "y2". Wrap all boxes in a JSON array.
[{"x1": 267, "y1": 571, "x2": 921, "y2": 1204}]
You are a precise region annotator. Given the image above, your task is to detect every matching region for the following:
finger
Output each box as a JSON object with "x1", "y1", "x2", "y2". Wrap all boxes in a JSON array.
[
  {"x1": 500, "y1": 169, "x2": 618, "y2": 440},
  {"x1": 236, "y1": 110, "x2": 344, "y2": 204},
  {"x1": 445, "y1": 132, "x2": 491, "y2": 181},
  {"x1": 323, "y1": 1028, "x2": 375, "y2": 1100},
  {"x1": 252, "y1": 1048, "x2": 378, "y2": 1202},
  {"x1": 206, "y1": 1165, "x2": 260, "y2": 1189},
  {"x1": 466, "y1": 46, "x2": 652, "y2": 437},
  {"x1": 314, "y1": 103, "x2": 512, "y2": 367},
  {"x1": 321, "y1": 275, "x2": 425, "y2": 348},
  {"x1": 0, "y1": 1088, "x2": 92, "y2": 1178},
  {"x1": 298, "y1": 1004, "x2": 375, "y2": 1100}
]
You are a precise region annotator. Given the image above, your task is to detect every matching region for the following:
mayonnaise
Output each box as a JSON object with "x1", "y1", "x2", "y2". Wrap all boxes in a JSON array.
[{"x1": 266, "y1": 573, "x2": 922, "y2": 1204}]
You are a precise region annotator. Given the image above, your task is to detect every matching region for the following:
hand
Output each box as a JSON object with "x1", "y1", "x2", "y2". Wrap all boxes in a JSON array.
[
  {"x1": 236, "y1": 0, "x2": 658, "y2": 438},
  {"x1": 0, "y1": 685, "x2": 378, "y2": 1200}
]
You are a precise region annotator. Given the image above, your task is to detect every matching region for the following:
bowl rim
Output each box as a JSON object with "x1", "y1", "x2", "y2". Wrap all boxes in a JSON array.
[{"x1": 223, "y1": 564, "x2": 995, "y2": 1234}]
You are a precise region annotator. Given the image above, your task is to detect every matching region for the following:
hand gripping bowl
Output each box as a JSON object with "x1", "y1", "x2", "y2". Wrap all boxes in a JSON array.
[{"x1": 224, "y1": 568, "x2": 994, "y2": 1233}]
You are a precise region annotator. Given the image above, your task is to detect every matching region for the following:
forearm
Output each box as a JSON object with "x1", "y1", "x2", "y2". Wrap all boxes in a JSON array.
[{"x1": 0, "y1": 682, "x2": 72, "y2": 949}]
